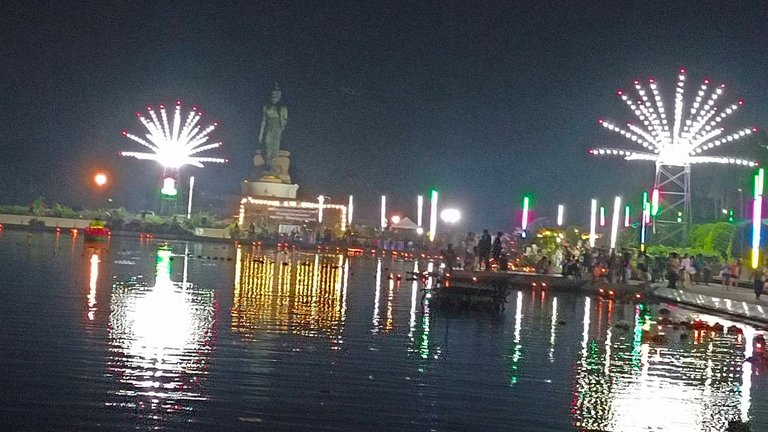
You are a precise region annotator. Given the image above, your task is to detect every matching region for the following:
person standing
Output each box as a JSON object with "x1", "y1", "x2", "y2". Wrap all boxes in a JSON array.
[
  {"x1": 753, "y1": 263, "x2": 765, "y2": 300},
  {"x1": 491, "y1": 232, "x2": 503, "y2": 263},
  {"x1": 719, "y1": 258, "x2": 732, "y2": 291},
  {"x1": 477, "y1": 229, "x2": 492, "y2": 271},
  {"x1": 463, "y1": 232, "x2": 477, "y2": 270},
  {"x1": 730, "y1": 259, "x2": 742, "y2": 290},
  {"x1": 681, "y1": 254, "x2": 695, "y2": 289},
  {"x1": 667, "y1": 253, "x2": 680, "y2": 289}
]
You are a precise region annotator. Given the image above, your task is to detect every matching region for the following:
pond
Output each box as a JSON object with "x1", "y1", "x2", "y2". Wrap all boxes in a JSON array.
[{"x1": 0, "y1": 230, "x2": 765, "y2": 431}]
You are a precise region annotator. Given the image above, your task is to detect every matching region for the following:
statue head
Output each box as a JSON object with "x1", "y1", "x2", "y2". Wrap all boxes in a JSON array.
[{"x1": 270, "y1": 82, "x2": 282, "y2": 104}]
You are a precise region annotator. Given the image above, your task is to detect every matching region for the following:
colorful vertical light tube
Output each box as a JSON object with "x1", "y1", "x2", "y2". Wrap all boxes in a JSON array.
[
  {"x1": 610, "y1": 196, "x2": 621, "y2": 251},
  {"x1": 318, "y1": 195, "x2": 325, "y2": 223},
  {"x1": 380, "y1": 195, "x2": 387, "y2": 229},
  {"x1": 651, "y1": 188, "x2": 659, "y2": 217},
  {"x1": 640, "y1": 191, "x2": 649, "y2": 252},
  {"x1": 429, "y1": 190, "x2": 438, "y2": 242},
  {"x1": 752, "y1": 168, "x2": 764, "y2": 269},
  {"x1": 417, "y1": 195, "x2": 424, "y2": 228},
  {"x1": 521, "y1": 196, "x2": 530, "y2": 231},
  {"x1": 599, "y1": 206, "x2": 606, "y2": 227},
  {"x1": 186, "y1": 175, "x2": 195, "y2": 219},
  {"x1": 589, "y1": 199, "x2": 597, "y2": 248},
  {"x1": 623, "y1": 205, "x2": 630, "y2": 227},
  {"x1": 348, "y1": 195, "x2": 354, "y2": 226},
  {"x1": 557, "y1": 204, "x2": 564, "y2": 226}
]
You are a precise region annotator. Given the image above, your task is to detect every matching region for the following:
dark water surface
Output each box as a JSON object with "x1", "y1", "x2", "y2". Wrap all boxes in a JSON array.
[{"x1": 1, "y1": 231, "x2": 767, "y2": 431}]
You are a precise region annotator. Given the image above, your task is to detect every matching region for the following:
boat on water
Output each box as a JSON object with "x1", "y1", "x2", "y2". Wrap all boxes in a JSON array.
[{"x1": 83, "y1": 219, "x2": 111, "y2": 242}]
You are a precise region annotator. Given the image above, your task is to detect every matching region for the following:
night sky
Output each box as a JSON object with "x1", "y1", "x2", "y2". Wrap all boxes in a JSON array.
[{"x1": 2, "y1": 1, "x2": 768, "y2": 229}]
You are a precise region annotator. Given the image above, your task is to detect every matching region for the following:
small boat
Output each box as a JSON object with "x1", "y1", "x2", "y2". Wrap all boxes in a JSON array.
[{"x1": 84, "y1": 219, "x2": 111, "y2": 242}]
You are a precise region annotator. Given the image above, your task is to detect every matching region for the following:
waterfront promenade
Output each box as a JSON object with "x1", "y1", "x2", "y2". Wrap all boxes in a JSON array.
[{"x1": 651, "y1": 279, "x2": 768, "y2": 325}]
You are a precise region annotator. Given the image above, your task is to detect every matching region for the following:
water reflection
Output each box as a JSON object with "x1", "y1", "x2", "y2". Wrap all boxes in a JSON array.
[
  {"x1": 106, "y1": 246, "x2": 217, "y2": 422},
  {"x1": 570, "y1": 296, "x2": 754, "y2": 432},
  {"x1": 232, "y1": 246, "x2": 348, "y2": 343}
]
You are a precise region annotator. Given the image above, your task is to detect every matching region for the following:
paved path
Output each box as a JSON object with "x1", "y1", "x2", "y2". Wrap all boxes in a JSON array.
[{"x1": 652, "y1": 280, "x2": 768, "y2": 324}]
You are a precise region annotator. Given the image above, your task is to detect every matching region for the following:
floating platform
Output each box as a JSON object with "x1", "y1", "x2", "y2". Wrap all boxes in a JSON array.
[
  {"x1": 431, "y1": 270, "x2": 589, "y2": 309},
  {"x1": 444, "y1": 269, "x2": 588, "y2": 290}
]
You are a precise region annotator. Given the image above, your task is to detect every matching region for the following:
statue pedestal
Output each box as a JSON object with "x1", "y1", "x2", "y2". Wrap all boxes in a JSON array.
[
  {"x1": 254, "y1": 150, "x2": 292, "y2": 183},
  {"x1": 241, "y1": 180, "x2": 299, "y2": 199}
]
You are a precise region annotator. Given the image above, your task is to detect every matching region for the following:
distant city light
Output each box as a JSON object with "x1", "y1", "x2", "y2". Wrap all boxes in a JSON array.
[{"x1": 121, "y1": 101, "x2": 227, "y2": 169}]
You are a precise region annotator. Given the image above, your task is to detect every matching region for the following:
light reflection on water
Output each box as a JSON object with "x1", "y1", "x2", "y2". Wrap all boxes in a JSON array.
[
  {"x1": 105, "y1": 246, "x2": 217, "y2": 423},
  {"x1": 570, "y1": 297, "x2": 752, "y2": 432},
  {"x1": 232, "y1": 246, "x2": 347, "y2": 342},
  {"x1": 0, "y1": 232, "x2": 766, "y2": 431}
]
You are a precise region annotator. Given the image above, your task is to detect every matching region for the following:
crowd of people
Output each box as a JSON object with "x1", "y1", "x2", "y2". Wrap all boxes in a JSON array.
[{"x1": 441, "y1": 229, "x2": 766, "y2": 299}]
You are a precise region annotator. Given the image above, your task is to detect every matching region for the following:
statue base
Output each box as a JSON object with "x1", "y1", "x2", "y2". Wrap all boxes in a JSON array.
[
  {"x1": 254, "y1": 150, "x2": 292, "y2": 184},
  {"x1": 241, "y1": 180, "x2": 299, "y2": 199}
]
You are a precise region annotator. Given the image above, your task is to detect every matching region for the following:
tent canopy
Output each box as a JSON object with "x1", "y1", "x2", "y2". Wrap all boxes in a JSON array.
[{"x1": 391, "y1": 217, "x2": 419, "y2": 230}]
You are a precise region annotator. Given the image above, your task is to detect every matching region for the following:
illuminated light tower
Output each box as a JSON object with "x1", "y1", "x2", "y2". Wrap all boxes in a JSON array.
[
  {"x1": 380, "y1": 195, "x2": 387, "y2": 229},
  {"x1": 122, "y1": 101, "x2": 227, "y2": 215},
  {"x1": 429, "y1": 189, "x2": 439, "y2": 242},
  {"x1": 752, "y1": 168, "x2": 764, "y2": 269},
  {"x1": 317, "y1": 195, "x2": 325, "y2": 224},
  {"x1": 591, "y1": 69, "x2": 758, "y2": 241},
  {"x1": 417, "y1": 195, "x2": 424, "y2": 228},
  {"x1": 589, "y1": 199, "x2": 597, "y2": 248},
  {"x1": 610, "y1": 196, "x2": 622, "y2": 251},
  {"x1": 521, "y1": 195, "x2": 531, "y2": 237},
  {"x1": 599, "y1": 206, "x2": 606, "y2": 227},
  {"x1": 624, "y1": 205, "x2": 631, "y2": 227},
  {"x1": 347, "y1": 195, "x2": 354, "y2": 227},
  {"x1": 557, "y1": 204, "x2": 565, "y2": 226}
]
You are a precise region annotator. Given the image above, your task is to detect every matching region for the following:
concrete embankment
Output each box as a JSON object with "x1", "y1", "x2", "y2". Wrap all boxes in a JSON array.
[{"x1": 653, "y1": 282, "x2": 768, "y2": 324}]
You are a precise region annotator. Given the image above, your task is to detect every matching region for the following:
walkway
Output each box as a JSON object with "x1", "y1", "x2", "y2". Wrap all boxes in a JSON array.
[{"x1": 653, "y1": 280, "x2": 768, "y2": 324}]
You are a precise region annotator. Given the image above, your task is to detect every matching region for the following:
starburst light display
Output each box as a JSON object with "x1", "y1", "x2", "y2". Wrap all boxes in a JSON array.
[
  {"x1": 121, "y1": 101, "x2": 227, "y2": 168},
  {"x1": 590, "y1": 69, "x2": 758, "y2": 167}
]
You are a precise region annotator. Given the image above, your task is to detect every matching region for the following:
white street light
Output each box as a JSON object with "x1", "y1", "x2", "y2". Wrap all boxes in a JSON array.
[{"x1": 440, "y1": 208, "x2": 461, "y2": 224}]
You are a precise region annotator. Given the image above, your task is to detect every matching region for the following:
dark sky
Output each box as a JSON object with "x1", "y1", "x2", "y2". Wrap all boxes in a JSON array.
[{"x1": 2, "y1": 1, "x2": 768, "y2": 229}]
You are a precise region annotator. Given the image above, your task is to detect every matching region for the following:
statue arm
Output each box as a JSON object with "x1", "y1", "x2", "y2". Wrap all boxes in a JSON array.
[
  {"x1": 280, "y1": 106, "x2": 288, "y2": 128},
  {"x1": 258, "y1": 107, "x2": 267, "y2": 144}
]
